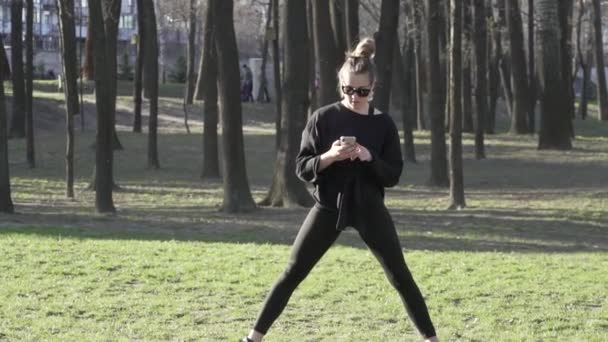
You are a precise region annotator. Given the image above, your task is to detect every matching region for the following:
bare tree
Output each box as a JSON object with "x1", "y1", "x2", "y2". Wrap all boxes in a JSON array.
[
  {"x1": 133, "y1": 0, "x2": 145, "y2": 133},
  {"x1": 58, "y1": 0, "x2": 80, "y2": 198},
  {"x1": 591, "y1": 0, "x2": 607, "y2": 120},
  {"x1": 9, "y1": 0, "x2": 26, "y2": 138},
  {"x1": 0, "y1": 37, "x2": 13, "y2": 213},
  {"x1": 25, "y1": 0, "x2": 34, "y2": 167},
  {"x1": 261, "y1": 0, "x2": 314, "y2": 207},
  {"x1": 506, "y1": 0, "x2": 529, "y2": 134},
  {"x1": 462, "y1": 0, "x2": 473, "y2": 133},
  {"x1": 473, "y1": 0, "x2": 487, "y2": 159},
  {"x1": 344, "y1": 0, "x2": 359, "y2": 49},
  {"x1": 372, "y1": 0, "x2": 400, "y2": 113},
  {"x1": 313, "y1": 0, "x2": 340, "y2": 107},
  {"x1": 214, "y1": 0, "x2": 256, "y2": 212},
  {"x1": 426, "y1": 0, "x2": 449, "y2": 186},
  {"x1": 527, "y1": 0, "x2": 537, "y2": 132},
  {"x1": 185, "y1": 0, "x2": 198, "y2": 105},
  {"x1": 413, "y1": 0, "x2": 426, "y2": 130},
  {"x1": 142, "y1": 0, "x2": 160, "y2": 169},
  {"x1": 89, "y1": 0, "x2": 121, "y2": 213},
  {"x1": 448, "y1": 0, "x2": 465, "y2": 209},
  {"x1": 537, "y1": 0, "x2": 572, "y2": 149},
  {"x1": 195, "y1": 0, "x2": 220, "y2": 179}
]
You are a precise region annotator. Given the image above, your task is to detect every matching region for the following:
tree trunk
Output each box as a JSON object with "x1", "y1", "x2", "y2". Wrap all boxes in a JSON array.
[
  {"x1": 344, "y1": 0, "x2": 359, "y2": 49},
  {"x1": 426, "y1": 0, "x2": 449, "y2": 186},
  {"x1": 58, "y1": 0, "x2": 79, "y2": 198},
  {"x1": 506, "y1": 0, "x2": 529, "y2": 134},
  {"x1": 462, "y1": 0, "x2": 473, "y2": 133},
  {"x1": 537, "y1": 0, "x2": 572, "y2": 149},
  {"x1": 272, "y1": 0, "x2": 282, "y2": 147},
  {"x1": 256, "y1": 0, "x2": 272, "y2": 103},
  {"x1": 261, "y1": 0, "x2": 314, "y2": 208},
  {"x1": 9, "y1": 0, "x2": 26, "y2": 138},
  {"x1": 133, "y1": 0, "x2": 145, "y2": 133},
  {"x1": 372, "y1": 0, "x2": 399, "y2": 113},
  {"x1": 214, "y1": 0, "x2": 256, "y2": 212},
  {"x1": 89, "y1": 0, "x2": 117, "y2": 213},
  {"x1": 448, "y1": 0, "x2": 465, "y2": 209},
  {"x1": 185, "y1": 0, "x2": 197, "y2": 105},
  {"x1": 83, "y1": 17, "x2": 94, "y2": 80},
  {"x1": 398, "y1": 36, "x2": 417, "y2": 163},
  {"x1": 527, "y1": 0, "x2": 537, "y2": 132},
  {"x1": 487, "y1": 7, "x2": 499, "y2": 134},
  {"x1": 413, "y1": 0, "x2": 426, "y2": 130},
  {"x1": 312, "y1": 0, "x2": 339, "y2": 107},
  {"x1": 1, "y1": 41, "x2": 10, "y2": 79},
  {"x1": 591, "y1": 0, "x2": 608, "y2": 120},
  {"x1": 496, "y1": 0, "x2": 513, "y2": 119},
  {"x1": 199, "y1": 0, "x2": 220, "y2": 179},
  {"x1": 142, "y1": 0, "x2": 160, "y2": 169},
  {"x1": 0, "y1": 36, "x2": 13, "y2": 213},
  {"x1": 330, "y1": 0, "x2": 347, "y2": 55},
  {"x1": 576, "y1": 0, "x2": 592, "y2": 120},
  {"x1": 558, "y1": 0, "x2": 575, "y2": 132},
  {"x1": 25, "y1": 0, "x2": 34, "y2": 167},
  {"x1": 473, "y1": 0, "x2": 487, "y2": 159}
]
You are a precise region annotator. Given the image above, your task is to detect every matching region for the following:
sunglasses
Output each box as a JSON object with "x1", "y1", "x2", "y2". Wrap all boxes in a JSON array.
[{"x1": 341, "y1": 85, "x2": 372, "y2": 97}]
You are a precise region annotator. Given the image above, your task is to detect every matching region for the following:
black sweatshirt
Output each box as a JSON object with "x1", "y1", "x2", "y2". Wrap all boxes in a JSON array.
[{"x1": 295, "y1": 102, "x2": 404, "y2": 231}]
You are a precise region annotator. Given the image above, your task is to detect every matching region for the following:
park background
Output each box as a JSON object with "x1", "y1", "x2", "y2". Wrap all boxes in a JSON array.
[{"x1": 1, "y1": 0, "x2": 608, "y2": 340}]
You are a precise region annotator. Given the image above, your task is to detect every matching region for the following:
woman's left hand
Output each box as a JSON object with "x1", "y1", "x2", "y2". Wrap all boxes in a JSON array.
[{"x1": 351, "y1": 144, "x2": 372, "y2": 162}]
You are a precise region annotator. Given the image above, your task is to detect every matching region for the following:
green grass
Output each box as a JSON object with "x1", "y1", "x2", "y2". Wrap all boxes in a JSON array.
[{"x1": 1, "y1": 90, "x2": 608, "y2": 340}]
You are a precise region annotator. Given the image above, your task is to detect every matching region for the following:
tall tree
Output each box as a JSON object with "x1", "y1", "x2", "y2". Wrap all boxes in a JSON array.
[
  {"x1": 256, "y1": 0, "x2": 272, "y2": 102},
  {"x1": 132, "y1": 0, "x2": 145, "y2": 133},
  {"x1": 558, "y1": 0, "x2": 575, "y2": 129},
  {"x1": 576, "y1": 0, "x2": 592, "y2": 120},
  {"x1": 185, "y1": 0, "x2": 197, "y2": 105},
  {"x1": 9, "y1": 0, "x2": 26, "y2": 138},
  {"x1": 312, "y1": 0, "x2": 340, "y2": 107},
  {"x1": 58, "y1": 0, "x2": 80, "y2": 198},
  {"x1": 195, "y1": 0, "x2": 220, "y2": 179},
  {"x1": 448, "y1": 0, "x2": 465, "y2": 209},
  {"x1": 591, "y1": 0, "x2": 607, "y2": 120},
  {"x1": 0, "y1": 37, "x2": 13, "y2": 213},
  {"x1": 413, "y1": 0, "x2": 426, "y2": 130},
  {"x1": 372, "y1": 0, "x2": 400, "y2": 113},
  {"x1": 397, "y1": 36, "x2": 417, "y2": 163},
  {"x1": 344, "y1": 0, "x2": 359, "y2": 49},
  {"x1": 330, "y1": 0, "x2": 347, "y2": 55},
  {"x1": 214, "y1": 0, "x2": 256, "y2": 212},
  {"x1": 261, "y1": 0, "x2": 314, "y2": 208},
  {"x1": 473, "y1": 0, "x2": 487, "y2": 159},
  {"x1": 462, "y1": 0, "x2": 474, "y2": 133},
  {"x1": 426, "y1": 0, "x2": 449, "y2": 186},
  {"x1": 527, "y1": 0, "x2": 537, "y2": 132},
  {"x1": 25, "y1": 0, "x2": 34, "y2": 167},
  {"x1": 506, "y1": 0, "x2": 529, "y2": 134},
  {"x1": 89, "y1": 0, "x2": 119, "y2": 213},
  {"x1": 496, "y1": 0, "x2": 513, "y2": 119},
  {"x1": 486, "y1": 5, "x2": 500, "y2": 134},
  {"x1": 272, "y1": 0, "x2": 282, "y2": 148},
  {"x1": 537, "y1": 0, "x2": 572, "y2": 149},
  {"x1": 142, "y1": 0, "x2": 160, "y2": 169}
]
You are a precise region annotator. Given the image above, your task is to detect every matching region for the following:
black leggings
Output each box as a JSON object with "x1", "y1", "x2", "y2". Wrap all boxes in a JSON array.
[{"x1": 253, "y1": 206, "x2": 437, "y2": 338}]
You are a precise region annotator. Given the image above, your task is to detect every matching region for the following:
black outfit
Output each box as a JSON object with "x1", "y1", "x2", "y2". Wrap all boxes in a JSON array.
[{"x1": 253, "y1": 102, "x2": 436, "y2": 338}]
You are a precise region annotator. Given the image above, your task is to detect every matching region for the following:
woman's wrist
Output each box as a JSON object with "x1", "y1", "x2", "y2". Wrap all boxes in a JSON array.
[{"x1": 318, "y1": 152, "x2": 335, "y2": 171}]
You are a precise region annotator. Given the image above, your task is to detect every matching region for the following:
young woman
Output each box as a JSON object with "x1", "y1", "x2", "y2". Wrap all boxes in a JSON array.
[{"x1": 241, "y1": 38, "x2": 439, "y2": 342}]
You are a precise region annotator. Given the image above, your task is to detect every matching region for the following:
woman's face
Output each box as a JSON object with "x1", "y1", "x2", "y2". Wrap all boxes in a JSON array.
[{"x1": 340, "y1": 72, "x2": 372, "y2": 112}]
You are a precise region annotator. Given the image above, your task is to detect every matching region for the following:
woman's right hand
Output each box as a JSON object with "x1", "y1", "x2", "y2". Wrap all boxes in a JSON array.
[{"x1": 321, "y1": 140, "x2": 357, "y2": 164}]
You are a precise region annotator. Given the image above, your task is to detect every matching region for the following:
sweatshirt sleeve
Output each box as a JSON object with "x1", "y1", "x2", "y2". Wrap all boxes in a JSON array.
[
  {"x1": 366, "y1": 117, "x2": 403, "y2": 187},
  {"x1": 295, "y1": 113, "x2": 323, "y2": 184}
]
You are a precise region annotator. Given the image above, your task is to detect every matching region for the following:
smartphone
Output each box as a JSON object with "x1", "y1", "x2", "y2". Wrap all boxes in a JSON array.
[{"x1": 340, "y1": 136, "x2": 356, "y2": 145}]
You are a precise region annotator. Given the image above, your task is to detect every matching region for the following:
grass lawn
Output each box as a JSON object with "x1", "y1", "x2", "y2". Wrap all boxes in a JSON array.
[{"x1": 1, "y1": 91, "x2": 608, "y2": 341}]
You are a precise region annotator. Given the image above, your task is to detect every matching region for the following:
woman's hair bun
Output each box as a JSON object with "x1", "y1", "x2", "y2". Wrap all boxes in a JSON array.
[{"x1": 352, "y1": 38, "x2": 375, "y2": 59}]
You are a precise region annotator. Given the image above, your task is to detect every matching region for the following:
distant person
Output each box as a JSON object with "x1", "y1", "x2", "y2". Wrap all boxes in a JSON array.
[
  {"x1": 240, "y1": 38, "x2": 439, "y2": 342},
  {"x1": 241, "y1": 64, "x2": 254, "y2": 102}
]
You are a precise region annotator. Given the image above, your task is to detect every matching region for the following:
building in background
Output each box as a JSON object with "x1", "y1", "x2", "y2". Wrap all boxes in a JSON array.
[{"x1": 0, "y1": 0, "x2": 137, "y2": 76}]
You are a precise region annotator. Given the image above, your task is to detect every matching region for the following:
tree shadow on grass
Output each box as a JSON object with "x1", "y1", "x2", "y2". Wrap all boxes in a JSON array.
[{"x1": 1, "y1": 201, "x2": 607, "y2": 253}]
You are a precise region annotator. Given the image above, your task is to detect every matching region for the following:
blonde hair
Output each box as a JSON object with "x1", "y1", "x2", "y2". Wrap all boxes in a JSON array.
[{"x1": 338, "y1": 37, "x2": 376, "y2": 86}]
